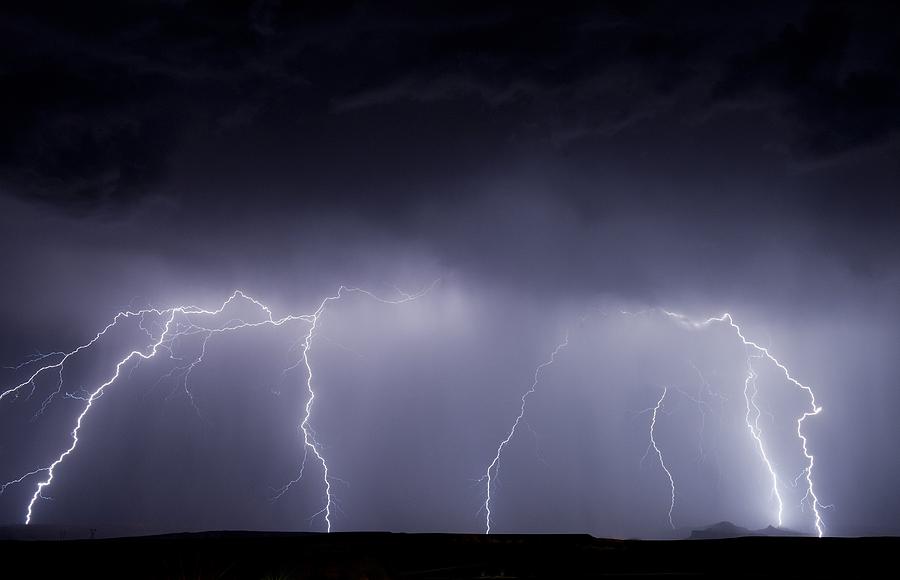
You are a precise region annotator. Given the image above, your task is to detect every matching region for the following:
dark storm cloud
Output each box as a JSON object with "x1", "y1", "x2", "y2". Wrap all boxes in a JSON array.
[
  {"x1": 0, "y1": 0, "x2": 896, "y2": 348},
  {"x1": 713, "y1": 2, "x2": 900, "y2": 159},
  {"x1": 1, "y1": 1, "x2": 897, "y2": 215},
  {"x1": 330, "y1": 3, "x2": 714, "y2": 142},
  {"x1": 0, "y1": 0, "x2": 306, "y2": 211},
  {"x1": 1, "y1": 2, "x2": 899, "y2": 538},
  {"x1": 0, "y1": 0, "x2": 896, "y2": 318}
]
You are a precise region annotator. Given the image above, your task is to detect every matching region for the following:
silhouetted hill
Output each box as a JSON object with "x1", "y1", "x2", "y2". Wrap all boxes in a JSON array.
[
  {"x1": 0, "y1": 523, "x2": 170, "y2": 541},
  {"x1": 688, "y1": 521, "x2": 805, "y2": 539},
  {"x1": 0, "y1": 531, "x2": 896, "y2": 578}
]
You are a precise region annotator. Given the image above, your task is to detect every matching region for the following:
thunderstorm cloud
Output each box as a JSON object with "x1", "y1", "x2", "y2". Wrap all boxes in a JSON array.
[{"x1": 0, "y1": 1, "x2": 898, "y2": 537}]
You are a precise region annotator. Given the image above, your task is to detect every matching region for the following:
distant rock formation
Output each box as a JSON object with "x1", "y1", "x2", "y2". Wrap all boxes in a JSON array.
[{"x1": 688, "y1": 521, "x2": 805, "y2": 539}]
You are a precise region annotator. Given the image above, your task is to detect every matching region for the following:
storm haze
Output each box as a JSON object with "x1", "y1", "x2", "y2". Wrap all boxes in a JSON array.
[{"x1": 0, "y1": 1, "x2": 898, "y2": 538}]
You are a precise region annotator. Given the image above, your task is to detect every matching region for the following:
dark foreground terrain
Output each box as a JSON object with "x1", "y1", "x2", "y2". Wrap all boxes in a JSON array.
[{"x1": 0, "y1": 531, "x2": 896, "y2": 579}]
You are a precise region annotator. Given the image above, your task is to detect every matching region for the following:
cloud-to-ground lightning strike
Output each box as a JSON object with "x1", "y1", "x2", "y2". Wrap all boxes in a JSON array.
[
  {"x1": 481, "y1": 332, "x2": 570, "y2": 534},
  {"x1": 662, "y1": 310, "x2": 826, "y2": 537},
  {"x1": 639, "y1": 379, "x2": 725, "y2": 529},
  {"x1": 744, "y1": 354, "x2": 784, "y2": 527},
  {"x1": 480, "y1": 308, "x2": 825, "y2": 537},
  {"x1": 270, "y1": 284, "x2": 437, "y2": 532},
  {"x1": 646, "y1": 386, "x2": 676, "y2": 529},
  {"x1": 0, "y1": 283, "x2": 436, "y2": 528},
  {"x1": 2, "y1": 293, "x2": 825, "y2": 537}
]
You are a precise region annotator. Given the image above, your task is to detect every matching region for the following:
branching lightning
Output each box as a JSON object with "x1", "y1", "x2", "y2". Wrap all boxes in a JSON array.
[
  {"x1": 1, "y1": 290, "x2": 826, "y2": 538},
  {"x1": 269, "y1": 284, "x2": 436, "y2": 532},
  {"x1": 0, "y1": 283, "x2": 436, "y2": 529},
  {"x1": 479, "y1": 308, "x2": 826, "y2": 537},
  {"x1": 481, "y1": 332, "x2": 569, "y2": 534},
  {"x1": 744, "y1": 353, "x2": 784, "y2": 526},
  {"x1": 662, "y1": 310, "x2": 825, "y2": 537}
]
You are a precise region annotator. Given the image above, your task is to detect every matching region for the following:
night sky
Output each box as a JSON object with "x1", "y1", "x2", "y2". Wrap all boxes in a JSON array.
[{"x1": 1, "y1": 1, "x2": 898, "y2": 538}]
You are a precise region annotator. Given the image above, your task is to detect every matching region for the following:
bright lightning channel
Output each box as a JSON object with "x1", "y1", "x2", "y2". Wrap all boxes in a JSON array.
[
  {"x1": 1, "y1": 283, "x2": 436, "y2": 529},
  {"x1": 269, "y1": 284, "x2": 436, "y2": 532},
  {"x1": 647, "y1": 386, "x2": 676, "y2": 529},
  {"x1": 479, "y1": 308, "x2": 826, "y2": 537},
  {"x1": 662, "y1": 310, "x2": 826, "y2": 537},
  {"x1": 481, "y1": 332, "x2": 569, "y2": 534},
  {"x1": 744, "y1": 353, "x2": 784, "y2": 526}
]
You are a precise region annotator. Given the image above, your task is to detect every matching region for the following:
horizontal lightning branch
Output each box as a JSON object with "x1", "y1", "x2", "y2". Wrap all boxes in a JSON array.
[
  {"x1": 0, "y1": 282, "x2": 437, "y2": 529},
  {"x1": 2, "y1": 290, "x2": 825, "y2": 538}
]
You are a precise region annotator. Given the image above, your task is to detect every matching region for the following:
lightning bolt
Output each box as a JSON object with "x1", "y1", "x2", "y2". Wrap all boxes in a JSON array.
[
  {"x1": 1, "y1": 283, "x2": 436, "y2": 528},
  {"x1": 645, "y1": 386, "x2": 676, "y2": 529},
  {"x1": 662, "y1": 310, "x2": 825, "y2": 537},
  {"x1": 479, "y1": 308, "x2": 825, "y2": 537},
  {"x1": 2, "y1": 293, "x2": 825, "y2": 537},
  {"x1": 743, "y1": 353, "x2": 784, "y2": 526},
  {"x1": 481, "y1": 332, "x2": 570, "y2": 534},
  {"x1": 1, "y1": 311, "x2": 155, "y2": 404},
  {"x1": 270, "y1": 283, "x2": 436, "y2": 532}
]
